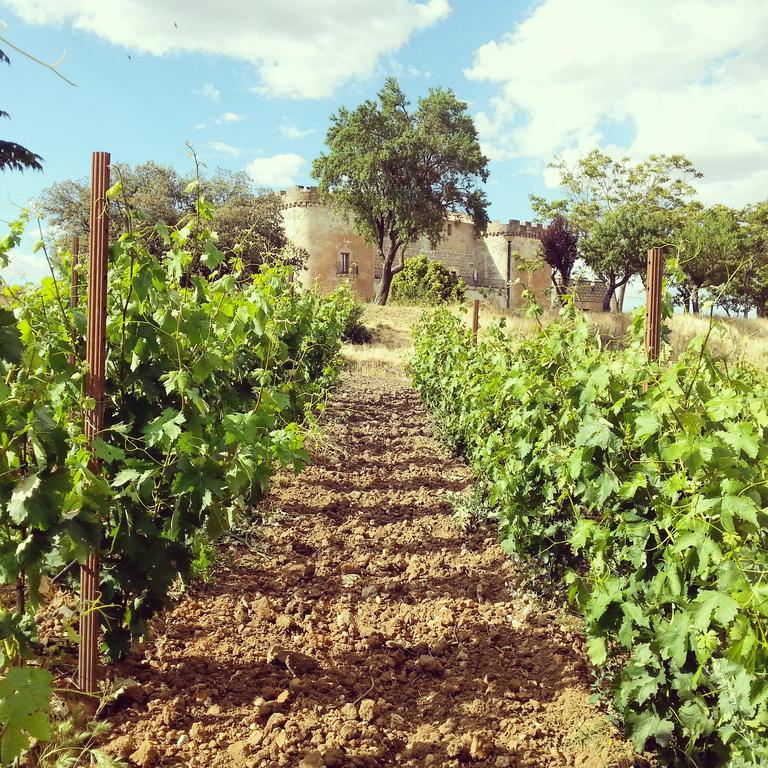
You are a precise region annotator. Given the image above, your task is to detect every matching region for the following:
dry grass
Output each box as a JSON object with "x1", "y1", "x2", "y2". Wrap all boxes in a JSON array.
[
  {"x1": 341, "y1": 304, "x2": 423, "y2": 379},
  {"x1": 588, "y1": 311, "x2": 768, "y2": 365},
  {"x1": 342, "y1": 301, "x2": 768, "y2": 373}
]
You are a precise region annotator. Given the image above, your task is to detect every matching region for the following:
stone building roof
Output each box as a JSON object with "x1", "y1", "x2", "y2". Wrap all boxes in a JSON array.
[{"x1": 568, "y1": 278, "x2": 610, "y2": 306}]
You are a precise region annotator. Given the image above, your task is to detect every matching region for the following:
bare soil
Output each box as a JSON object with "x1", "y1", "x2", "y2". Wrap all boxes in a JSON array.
[{"x1": 102, "y1": 369, "x2": 642, "y2": 768}]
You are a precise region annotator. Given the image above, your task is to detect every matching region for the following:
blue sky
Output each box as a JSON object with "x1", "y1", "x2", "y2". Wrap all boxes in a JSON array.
[{"x1": 2, "y1": 0, "x2": 767, "y2": 287}]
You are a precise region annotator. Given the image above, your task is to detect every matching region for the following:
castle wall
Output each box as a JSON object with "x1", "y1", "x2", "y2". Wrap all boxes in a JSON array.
[{"x1": 279, "y1": 186, "x2": 553, "y2": 310}]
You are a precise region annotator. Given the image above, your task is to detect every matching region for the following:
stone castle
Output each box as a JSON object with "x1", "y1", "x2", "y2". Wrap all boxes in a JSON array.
[{"x1": 280, "y1": 186, "x2": 605, "y2": 310}]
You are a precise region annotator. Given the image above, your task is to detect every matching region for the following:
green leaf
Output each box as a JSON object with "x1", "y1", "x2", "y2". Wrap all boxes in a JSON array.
[
  {"x1": 0, "y1": 308, "x2": 22, "y2": 363},
  {"x1": 202, "y1": 242, "x2": 225, "y2": 269},
  {"x1": 7, "y1": 475, "x2": 41, "y2": 525},
  {"x1": 92, "y1": 438, "x2": 126, "y2": 465},
  {"x1": 586, "y1": 636, "x2": 607, "y2": 666},
  {"x1": 0, "y1": 666, "x2": 53, "y2": 764},
  {"x1": 575, "y1": 416, "x2": 613, "y2": 449},
  {"x1": 717, "y1": 421, "x2": 760, "y2": 459},
  {"x1": 635, "y1": 410, "x2": 661, "y2": 443},
  {"x1": 656, "y1": 611, "x2": 689, "y2": 669},
  {"x1": 691, "y1": 590, "x2": 739, "y2": 632},
  {"x1": 112, "y1": 468, "x2": 141, "y2": 488},
  {"x1": 105, "y1": 181, "x2": 123, "y2": 200},
  {"x1": 627, "y1": 711, "x2": 675, "y2": 750},
  {"x1": 721, "y1": 494, "x2": 759, "y2": 528},
  {"x1": 142, "y1": 408, "x2": 186, "y2": 448}
]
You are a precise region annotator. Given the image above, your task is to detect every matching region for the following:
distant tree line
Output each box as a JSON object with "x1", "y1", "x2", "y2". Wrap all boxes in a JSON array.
[
  {"x1": 534, "y1": 149, "x2": 768, "y2": 316},
  {"x1": 37, "y1": 162, "x2": 306, "y2": 276}
]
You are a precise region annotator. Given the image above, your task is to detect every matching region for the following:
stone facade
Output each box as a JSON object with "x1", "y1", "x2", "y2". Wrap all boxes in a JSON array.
[{"x1": 279, "y1": 185, "x2": 552, "y2": 309}]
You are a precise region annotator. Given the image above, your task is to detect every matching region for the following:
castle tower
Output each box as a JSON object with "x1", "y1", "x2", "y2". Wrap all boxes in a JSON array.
[
  {"x1": 279, "y1": 186, "x2": 375, "y2": 300},
  {"x1": 479, "y1": 220, "x2": 551, "y2": 309}
]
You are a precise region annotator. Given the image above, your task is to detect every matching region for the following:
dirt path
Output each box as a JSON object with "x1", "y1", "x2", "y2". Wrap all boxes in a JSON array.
[{"x1": 104, "y1": 369, "x2": 637, "y2": 768}]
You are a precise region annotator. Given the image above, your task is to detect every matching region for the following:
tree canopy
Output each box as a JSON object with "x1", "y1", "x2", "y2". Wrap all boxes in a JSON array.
[
  {"x1": 539, "y1": 213, "x2": 578, "y2": 298},
  {"x1": 312, "y1": 77, "x2": 489, "y2": 304},
  {"x1": 671, "y1": 203, "x2": 743, "y2": 313},
  {"x1": 38, "y1": 162, "x2": 300, "y2": 275},
  {"x1": 532, "y1": 149, "x2": 701, "y2": 310}
]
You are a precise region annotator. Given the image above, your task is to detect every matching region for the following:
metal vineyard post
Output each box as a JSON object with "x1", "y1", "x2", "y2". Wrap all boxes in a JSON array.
[
  {"x1": 78, "y1": 152, "x2": 110, "y2": 694},
  {"x1": 69, "y1": 235, "x2": 79, "y2": 366},
  {"x1": 645, "y1": 248, "x2": 663, "y2": 362}
]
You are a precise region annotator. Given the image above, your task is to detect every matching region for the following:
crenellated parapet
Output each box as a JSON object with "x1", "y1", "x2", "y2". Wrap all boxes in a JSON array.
[
  {"x1": 507, "y1": 219, "x2": 545, "y2": 239},
  {"x1": 482, "y1": 219, "x2": 544, "y2": 240},
  {"x1": 279, "y1": 185, "x2": 322, "y2": 209}
]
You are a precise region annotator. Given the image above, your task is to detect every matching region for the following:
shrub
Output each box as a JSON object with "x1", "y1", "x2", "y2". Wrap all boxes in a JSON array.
[
  {"x1": 331, "y1": 282, "x2": 372, "y2": 344},
  {"x1": 391, "y1": 254, "x2": 466, "y2": 305}
]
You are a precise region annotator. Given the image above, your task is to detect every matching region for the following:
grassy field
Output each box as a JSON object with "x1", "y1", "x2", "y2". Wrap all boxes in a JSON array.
[{"x1": 343, "y1": 301, "x2": 768, "y2": 373}]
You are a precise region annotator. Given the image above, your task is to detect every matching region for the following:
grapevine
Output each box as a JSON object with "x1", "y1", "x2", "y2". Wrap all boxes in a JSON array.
[
  {"x1": 412, "y1": 303, "x2": 768, "y2": 766},
  {"x1": 0, "y1": 196, "x2": 355, "y2": 764}
]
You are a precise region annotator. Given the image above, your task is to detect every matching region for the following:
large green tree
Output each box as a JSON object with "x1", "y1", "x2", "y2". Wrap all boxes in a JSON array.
[
  {"x1": 740, "y1": 201, "x2": 768, "y2": 317},
  {"x1": 38, "y1": 163, "x2": 298, "y2": 275},
  {"x1": 312, "y1": 77, "x2": 489, "y2": 305},
  {"x1": 672, "y1": 203, "x2": 743, "y2": 314},
  {"x1": 532, "y1": 149, "x2": 701, "y2": 311}
]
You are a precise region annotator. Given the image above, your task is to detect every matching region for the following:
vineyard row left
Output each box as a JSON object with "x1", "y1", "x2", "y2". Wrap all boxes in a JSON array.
[{"x1": 0, "y1": 203, "x2": 357, "y2": 764}]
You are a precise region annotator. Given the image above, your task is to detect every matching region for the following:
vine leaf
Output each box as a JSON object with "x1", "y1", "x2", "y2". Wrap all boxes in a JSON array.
[{"x1": 0, "y1": 666, "x2": 53, "y2": 764}]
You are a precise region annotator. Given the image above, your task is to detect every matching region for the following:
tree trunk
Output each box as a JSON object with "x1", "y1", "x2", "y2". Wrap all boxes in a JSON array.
[
  {"x1": 615, "y1": 282, "x2": 628, "y2": 313},
  {"x1": 691, "y1": 287, "x2": 700, "y2": 314},
  {"x1": 551, "y1": 270, "x2": 566, "y2": 306},
  {"x1": 373, "y1": 245, "x2": 400, "y2": 305},
  {"x1": 602, "y1": 277, "x2": 618, "y2": 312},
  {"x1": 678, "y1": 284, "x2": 691, "y2": 313}
]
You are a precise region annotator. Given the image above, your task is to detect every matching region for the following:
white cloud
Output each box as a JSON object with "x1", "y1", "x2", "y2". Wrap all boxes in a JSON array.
[
  {"x1": 193, "y1": 122, "x2": 207, "y2": 130},
  {"x1": 246, "y1": 153, "x2": 305, "y2": 188},
  {"x1": 196, "y1": 82, "x2": 220, "y2": 101},
  {"x1": 206, "y1": 141, "x2": 243, "y2": 157},
  {"x1": 279, "y1": 119, "x2": 314, "y2": 140},
  {"x1": 216, "y1": 111, "x2": 243, "y2": 124},
  {"x1": 465, "y1": 0, "x2": 768, "y2": 206},
  {"x1": 388, "y1": 59, "x2": 431, "y2": 79},
  {"x1": 8, "y1": 0, "x2": 451, "y2": 99}
]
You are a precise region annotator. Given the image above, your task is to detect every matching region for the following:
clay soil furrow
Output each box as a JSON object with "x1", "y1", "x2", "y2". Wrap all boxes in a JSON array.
[{"x1": 104, "y1": 371, "x2": 636, "y2": 768}]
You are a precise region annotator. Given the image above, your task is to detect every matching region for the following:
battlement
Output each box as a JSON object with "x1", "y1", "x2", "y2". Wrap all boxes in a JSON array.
[
  {"x1": 506, "y1": 219, "x2": 545, "y2": 239},
  {"x1": 279, "y1": 185, "x2": 321, "y2": 208},
  {"x1": 483, "y1": 219, "x2": 544, "y2": 240},
  {"x1": 279, "y1": 186, "x2": 543, "y2": 241}
]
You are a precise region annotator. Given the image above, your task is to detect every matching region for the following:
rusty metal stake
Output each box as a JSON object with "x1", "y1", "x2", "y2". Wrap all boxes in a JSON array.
[
  {"x1": 471, "y1": 299, "x2": 480, "y2": 345},
  {"x1": 78, "y1": 153, "x2": 110, "y2": 695},
  {"x1": 645, "y1": 247, "x2": 664, "y2": 362},
  {"x1": 69, "y1": 236, "x2": 79, "y2": 366}
]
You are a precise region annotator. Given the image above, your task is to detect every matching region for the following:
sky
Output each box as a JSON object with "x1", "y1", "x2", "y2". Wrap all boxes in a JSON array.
[{"x1": 1, "y1": 0, "x2": 767, "y2": 287}]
